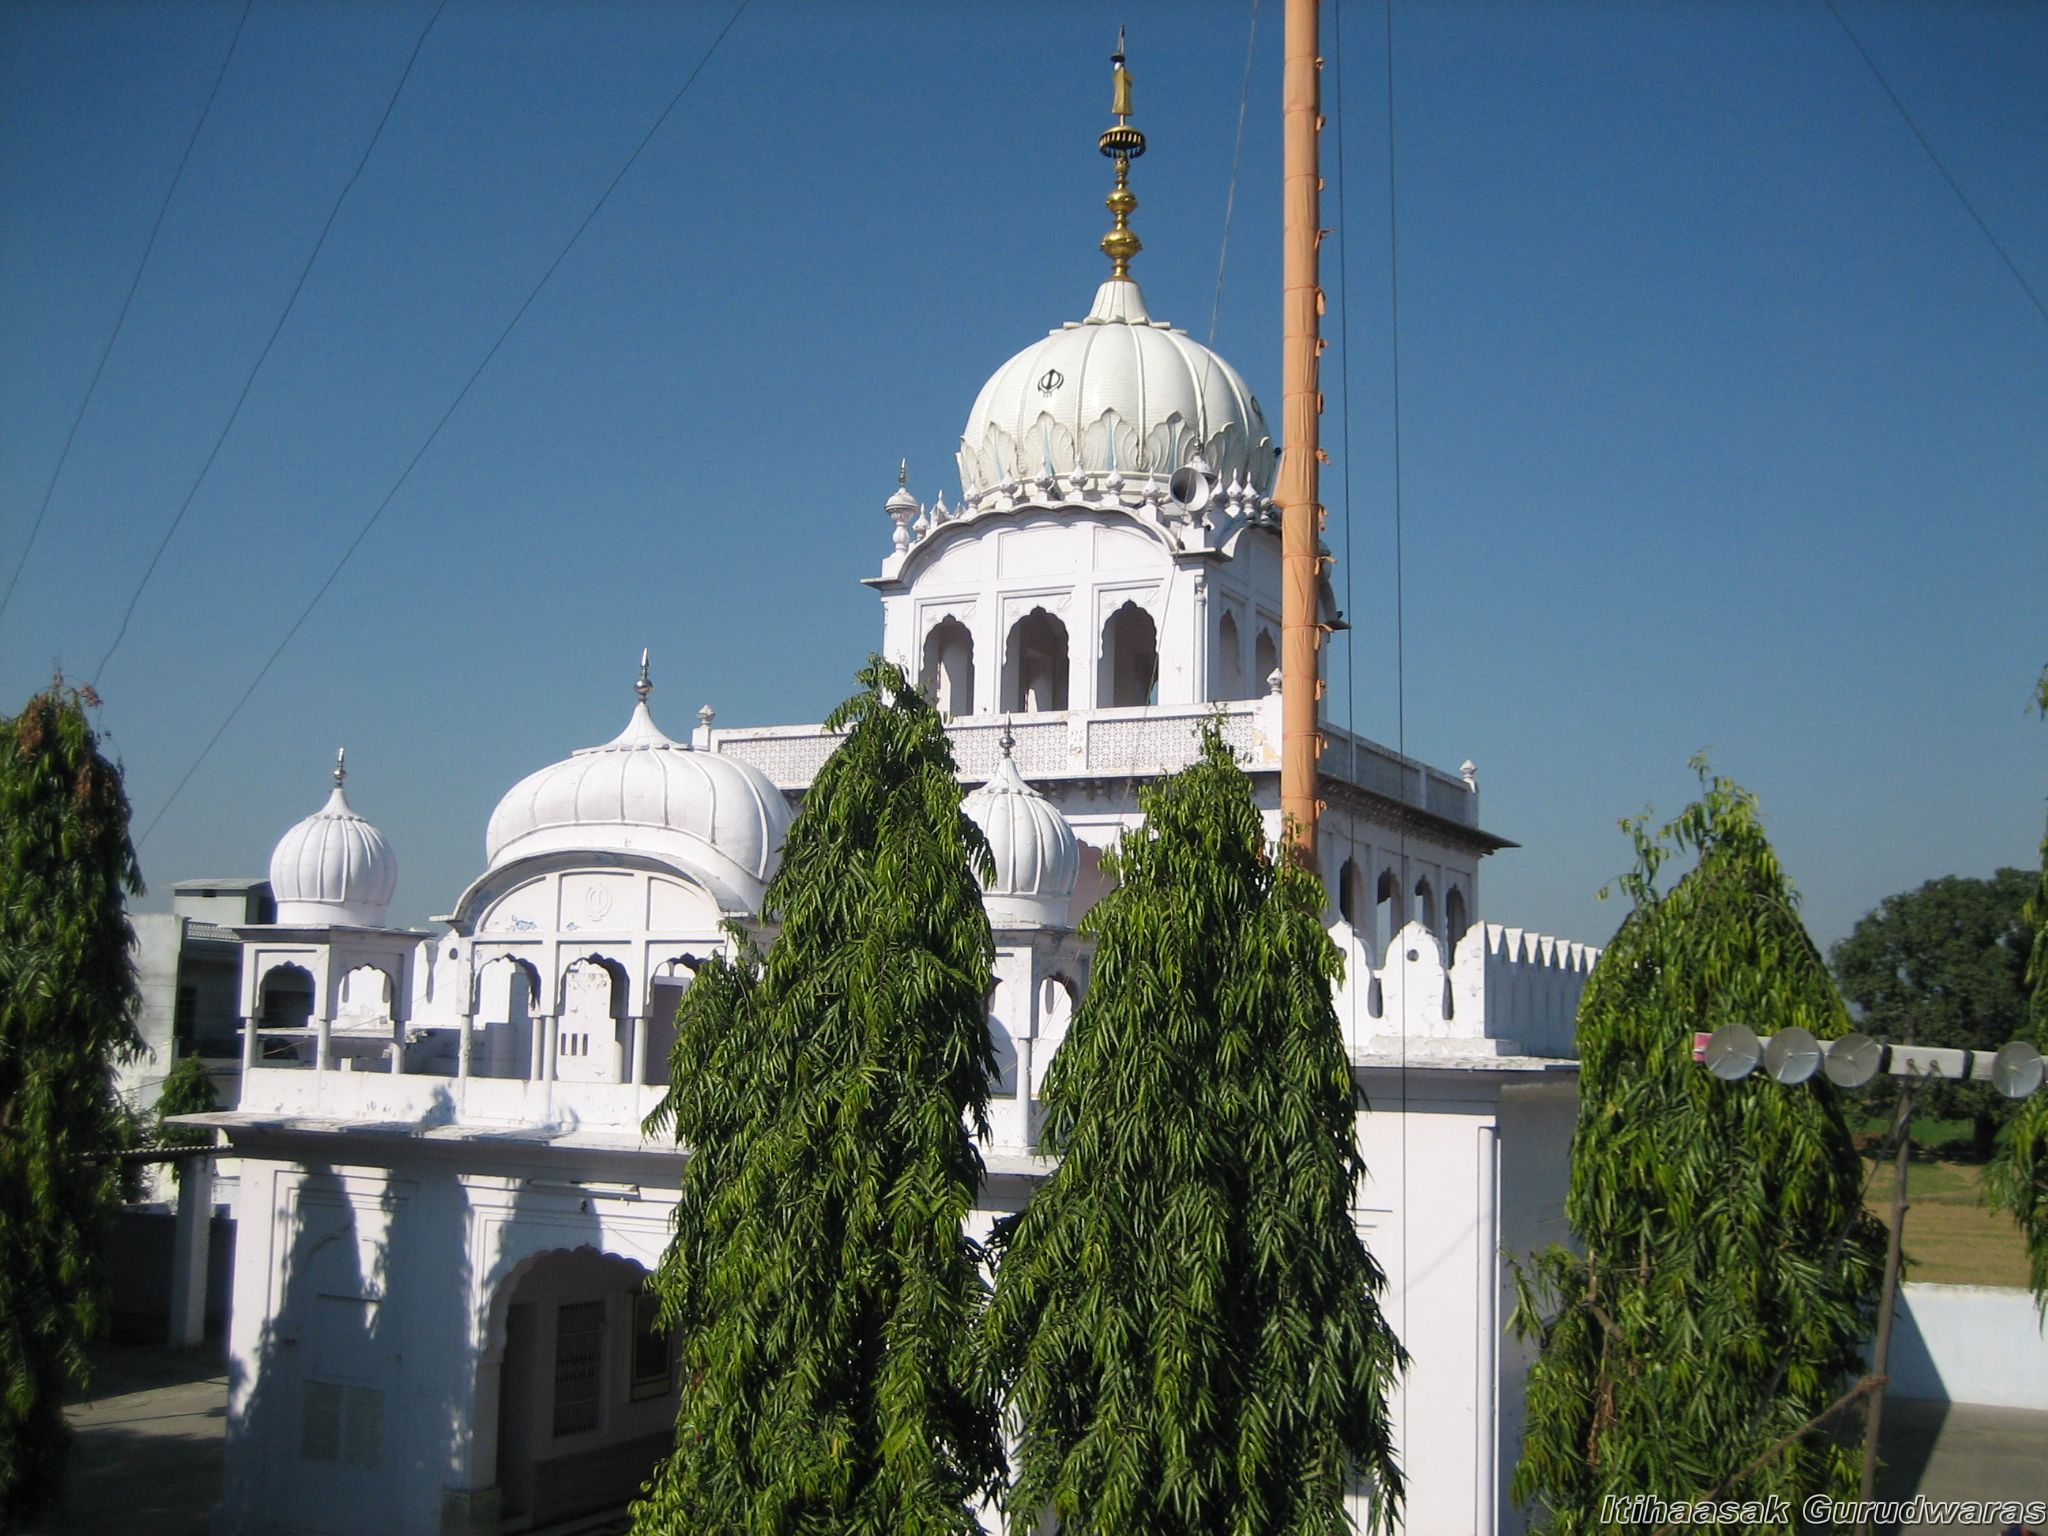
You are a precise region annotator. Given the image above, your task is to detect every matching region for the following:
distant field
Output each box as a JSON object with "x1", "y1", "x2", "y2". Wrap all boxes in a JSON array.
[{"x1": 1864, "y1": 1155, "x2": 2033, "y2": 1289}]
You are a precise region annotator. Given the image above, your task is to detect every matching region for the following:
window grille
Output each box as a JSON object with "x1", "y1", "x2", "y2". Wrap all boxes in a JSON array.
[{"x1": 553, "y1": 1300, "x2": 605, "y2": 1435}]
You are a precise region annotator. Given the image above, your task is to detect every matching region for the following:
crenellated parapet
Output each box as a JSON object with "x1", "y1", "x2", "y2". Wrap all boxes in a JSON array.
[{"x1": 1328, "y1": 918, "x2": 1599, "y2": 1064}]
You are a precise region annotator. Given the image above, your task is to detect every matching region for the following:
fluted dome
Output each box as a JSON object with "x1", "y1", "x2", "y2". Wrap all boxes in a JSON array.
[
  {"x1": 962, "y1": 749, "x2": 1078, "y2": 929},
  {"x1": 956, "y1": 278, "x2": 1275, "y2": 508},
  {"x1": 484, "y1": 694, "x2": 791, "y2": 901},
  {"x1": 270, "y1": 764, "x2": 397, "y2": 927}
]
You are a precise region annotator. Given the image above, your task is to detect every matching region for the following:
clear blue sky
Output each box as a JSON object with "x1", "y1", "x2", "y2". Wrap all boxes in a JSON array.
[{"x1": 2, "y1": 0, "x2": 2042, "y2": 955}]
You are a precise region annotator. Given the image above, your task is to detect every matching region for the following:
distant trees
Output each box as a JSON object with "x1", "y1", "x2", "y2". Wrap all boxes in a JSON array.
[
  {"x1": 632, "y1": 659, "x2": 1003, "y2": 1536},
  {"x1": 1987, "y1": 666, "x2": 2048, "y2": 1310},
  {"x1": 1511, "y1": 763, "x2": 1885, "y2": 1535},
  {"x1": 1831, "y1": 869, "x2": 2034, "y2": 1156},
  {"x1": 983, "y1": 724, "x2": 1405, "y2": 1536},
  {"x1": 0, "y1": 684, "x2": 145, "y2": 1530}
]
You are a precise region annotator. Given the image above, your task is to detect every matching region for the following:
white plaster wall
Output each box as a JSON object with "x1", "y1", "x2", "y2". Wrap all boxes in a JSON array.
[{"x1": 1885, "y1": 1283, "x2": 2048, "y2": 1410}]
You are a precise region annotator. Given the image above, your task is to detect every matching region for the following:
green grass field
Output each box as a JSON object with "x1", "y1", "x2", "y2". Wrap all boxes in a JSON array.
[{"x1": 1864, "y1": 1155, "x2": 2034, "y2": 1289}]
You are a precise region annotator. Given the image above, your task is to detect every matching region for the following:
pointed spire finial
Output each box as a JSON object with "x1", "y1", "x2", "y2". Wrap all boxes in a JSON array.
[
  {"x1": 636, "y1": 648, "x2": 653, "y2": 703},
  {"x1": 1097, "y1": 28, "x2": 1146, "y2": 279},
  {"x1": 333, "y1": 746, "x2": 347, "y2": 786},
  {"x1": 898, "y1": 458, "x2": 909, "y2": 488},
  {"x1": 999, "y1": 718, "x2": 1016, "y2": 759}
]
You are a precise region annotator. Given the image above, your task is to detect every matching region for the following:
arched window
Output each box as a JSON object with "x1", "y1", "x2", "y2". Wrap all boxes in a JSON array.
[
  {"x1": 1337, "y1": 856, "x2": 1364, "y2": 927},
  {"x1": 1445, "y1": 886, "x2": 1469, "y2": 950},
  {"x1": 919, "y1": 617, "x2": 975, "y2": 717},
  {"x1": 1217, "y1": 611, "x2": 1244, "y2": 699},
  {"x1": 1098, "y1": 602, "x2": 1158, "y2": 707},
  {"x1": 1414, "y1": 877, "x2": 1437, "y2": 938},
  {"x1": 1003, "y1": 608, "x2": 1069, "y2": 713},
  {"x1": 1374, "y1": 868, "x2": 1401, "y2": 955},
  {"x1": 258, "y1": 963, "x2": 314, "y2": 1029},
  {"x1": 1254, "y1": 627, "x2": 1279, "y2": 693}
]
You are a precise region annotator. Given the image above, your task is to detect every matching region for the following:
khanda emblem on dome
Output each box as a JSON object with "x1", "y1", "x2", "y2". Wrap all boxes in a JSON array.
[{"x1": 1098, "y1": 29, "x2": 1145, "y2": 279}]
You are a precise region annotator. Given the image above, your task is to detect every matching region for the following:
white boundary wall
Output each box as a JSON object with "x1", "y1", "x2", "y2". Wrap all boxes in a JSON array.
[{"x1": 1887, "y1": 1283, "x2": 2048, "y2": 1410}]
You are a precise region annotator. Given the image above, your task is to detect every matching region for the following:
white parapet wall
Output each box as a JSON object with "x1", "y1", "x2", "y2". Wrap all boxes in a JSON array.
[
  {"x1": 1887, "y1": 1283, "x2": 2048, "y2": 1411},
  {"x1": 1330, "y1": 919, "x2": 1600, "y2": 1061}
]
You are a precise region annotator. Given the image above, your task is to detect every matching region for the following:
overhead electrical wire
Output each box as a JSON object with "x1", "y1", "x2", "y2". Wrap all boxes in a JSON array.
[
  {"x1": 136, "y1": 0, "x2": 753, "y2": 850},
  {"x1": 0, "y1": 0, "x2": 258, "y2": 634},
  {"x1": 1204, "y1": 0, "x2": 1262, "y2": 356},
  {"x1": 1822, "y1": 0, "x2": 2047, "y2": 331},
  {"x1": 94, "y1": 0, "x2": 451, "y2": 685}
]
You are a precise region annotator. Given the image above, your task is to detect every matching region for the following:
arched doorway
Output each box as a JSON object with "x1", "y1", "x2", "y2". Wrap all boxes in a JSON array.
[
  {"x1": 920, "y1": 617, "x2": 975, "y2": 717},
  {"x1": 1098, "y1": 602, "x2": 1158, "y2": 707},
  {"x1": 491, "y1": 1248, "x2": 676, "y2": 1529},
  {"x1": 1002, "y1": 608, "x2": 1069, "y2": 713}
]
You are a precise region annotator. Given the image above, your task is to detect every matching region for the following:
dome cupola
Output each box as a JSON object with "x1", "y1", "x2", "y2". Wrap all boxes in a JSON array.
[
  {"x1": 269, "y1": 748, "x2": 398, "y2": 927},
  {"x1": 483, "y1": 654, "x2": 792, "y2": 906},
  {"x1": 951, "y1": 40, "x2": 1274, "y2": 517},
  {"x1": 962, "y1": 731, "x2": 1079, "y2": 929}
]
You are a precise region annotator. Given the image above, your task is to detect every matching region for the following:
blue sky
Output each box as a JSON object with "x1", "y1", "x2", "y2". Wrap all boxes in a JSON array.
[{"x1": 1, "y1": 0, "x2": 2041, "y2": 955}]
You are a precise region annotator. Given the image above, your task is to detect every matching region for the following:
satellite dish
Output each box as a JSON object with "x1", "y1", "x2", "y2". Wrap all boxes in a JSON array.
[
  {"x1": 1763, "y1": 1026, "x2": 1822, "y2": 1085},
  {"x1": 1704, "y1": 1024, "x2": 1761, "y2": 1081},
  {"x1": 1823, "y1": 1032, "x2": 1884, "y2": 1090},
  {"x1": 1990, "y1": 1041, "x2": 2046, "y2": 1101}
]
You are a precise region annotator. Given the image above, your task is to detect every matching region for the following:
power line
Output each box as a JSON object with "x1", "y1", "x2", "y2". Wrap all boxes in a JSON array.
[
  {"x1": 1822, "y1": 0, "x2": 2047, "y2": 331},
  {"x1": 136, "y1": 0, "x2": 753, "y2": 851},
  {"x1": 1204, "y1": 0, "x2": 1262, "y2": 354},
  {"x1": 0, "y1": 0, "x2": 257, "y2": 633},
  {"x1": 93, "y1": 0, "x2": 450, "y2": 686}
]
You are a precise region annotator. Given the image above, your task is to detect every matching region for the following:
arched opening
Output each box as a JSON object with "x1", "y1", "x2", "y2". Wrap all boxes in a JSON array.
[
  {"x1": 474, "y1": 955, "x2": 539, "y2": 1079},
  {"x1": 1035, "y1": 975, "x2": 1077, "y2": 1096},
  {"x1": 1098, "y1": 602, "x2": 1158, "y2": 708},
  {"x1": 919, "y1": 617, "x2": 975, "y2": 718},
  {"x1": 1254, "y1": 627, "x2": 1279, "y2": 693},
  {"x1": 1217, "y1": 611, "x2": 1245, "y2": 699},
  {"x1": 558, "y1": 958, "x2": 628, "y2": 1084},
  {"x1": 490, "y1": 1249, "x2": 674, "y2": 1530},
  {"x1": 646, "y1": 956, "x2": 703, "y2": 1089},
  {"x1": 1374, "y1": 869, "x2": 1402, "y2": 957},
  {"x1": 336, "y1": 964, "x2": 392, "y2": 1020},
  {"x1": 1445, "y1": 886, "x2": 1469, "y2": 951},
  {"x1": 1337, "y1": 857, "x2": 1366, "y2": 929},
  {"x1": 1002, "y1": 608, "x2": 1069, "y2": 713},
  {"x1": 256, "y1": 962, "x2": 315, "y2": 1065},
  {"x1": 1414, "y1": 877, "x2": 1437, "y2": 939}
]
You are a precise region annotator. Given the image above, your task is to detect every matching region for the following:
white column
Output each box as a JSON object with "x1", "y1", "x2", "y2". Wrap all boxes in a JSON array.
[
  {"x1": 528, "y1": 1015, "x2": 547, "y2": 1080},
  {"x1": 541, "y1": 1017, "x2": 559, "y2": 1083},
  {"x1": 315, "y1": 1013, "x2": 333, "y2": 1072},
  {"x1": 457, "y1": 1009, "x2": 474, "y2": 1082},
  {"x1": 167, "y1": 1155, "x2": 214, "y2": 1348},
  {"x1": 628, "y1": 1016, "x2": 648, "y2": 1087},
  {"x1": 241, "y1": 1017, "x2": 258, "y2": 1073}
]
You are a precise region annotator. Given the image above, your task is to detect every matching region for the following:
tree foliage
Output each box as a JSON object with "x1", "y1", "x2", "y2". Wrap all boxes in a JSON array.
[
  {"x1": 154, "y1": 1052, "x2": 220, "y2": 1186},
  {"x1": 0, "y1": 683, "x2": 144, "y2": 1529},
  {"x1": 1510, "y1": 761, "x2": 1884, "y2": 1535},
  {"x1": 1985, "y1": 664, "x2": 2048, "y2": 1312},
  {"x1": 632, "y1": 657, "x2": 1003, "y2": 1536},
  {"x1": 982, "y1": 724, "x2": 1405, "y2": 1536},
  {"x1": 1830, "y1": 869, "x2": 2034, "y2": 1155}
]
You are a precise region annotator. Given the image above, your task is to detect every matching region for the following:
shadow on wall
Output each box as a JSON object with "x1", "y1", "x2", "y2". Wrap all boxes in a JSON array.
[{"x1": 218, "y1": 1085, "x2": 474, "y2": 1535}]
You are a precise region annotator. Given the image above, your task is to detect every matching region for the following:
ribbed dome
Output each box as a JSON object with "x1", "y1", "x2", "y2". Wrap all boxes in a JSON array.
[
  {"x1": 962, "y1": 749, "x2": 1078, "y2": 929},
  {"x1": 484, "y1": 696, "x2": 791, "y2": 894},
  {"x1": 269, "y1": 768, "x2": 397, "y2": 927},
  {"x1": 956, "y1": 278, "x2": 1275, "y2": 506}
]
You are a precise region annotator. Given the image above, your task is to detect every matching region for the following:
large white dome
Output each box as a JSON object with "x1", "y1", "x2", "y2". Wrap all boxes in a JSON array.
[
  {"x1": 956, "y1": 278, "x2": 1275, "y2": 507},
  {"x1": 270, "y1": 759, "x2": 398, "y2": 927},
  {"x1": 484, "y1": 694, "x2": 791, "y2": 900},
  {"x1": 962, "y1": 747, "x2": 1078, "y2": 929}
]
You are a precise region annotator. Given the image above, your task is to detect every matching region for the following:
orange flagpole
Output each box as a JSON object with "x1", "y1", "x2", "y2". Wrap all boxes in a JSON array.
[{"x1": 1278, "y1": 0, "x2": 1324, "y2": 869}]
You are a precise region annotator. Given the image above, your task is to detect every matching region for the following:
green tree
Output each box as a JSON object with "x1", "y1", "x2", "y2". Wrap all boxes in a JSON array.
[
  {"x1": 1986, "y1": 665, "x2": 2048, "y2": 1311},
  {"x1": 1831, "y1": 869, "x2": 2034, "y2": 1157},
  {"x1": 632, "y1": 658, "x2": 1003, "y2": 1536},
  {"x1": 983, "y1": 724, "x2": 1405, "y2": 1536},
  {"x1": 0, "y1": 683, "x2": 144, "y2": 1529},
  {"x1": 1510, "y1": 762, "x2": 1885, "y2": 1535},
  {"x1": 154, "y1": 1053, "x2": 220, "y2": 1186}
]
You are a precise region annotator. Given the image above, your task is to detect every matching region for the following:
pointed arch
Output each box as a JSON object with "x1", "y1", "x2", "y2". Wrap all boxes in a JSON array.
[
  {"x1": 1098, "y1": 601, "x2": 1158, "y2": 707},
  {"x1": 1003, "y1": 608, "x2": 1069, "y2": 713},
  {"x1": 919, "y1": 616, "x2": 975, "y2": 717}
]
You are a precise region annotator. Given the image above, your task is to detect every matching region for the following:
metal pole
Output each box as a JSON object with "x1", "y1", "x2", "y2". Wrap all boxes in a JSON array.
[
  {"x1": 1279, "y1": 0, "x2": 1324, "y2": 869},
  {"x1": 1857, "y1": 1082, "x2": 1915, "y2": 1535}
]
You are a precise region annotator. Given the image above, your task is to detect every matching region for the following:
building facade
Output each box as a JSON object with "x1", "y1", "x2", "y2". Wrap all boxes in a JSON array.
[{"x1": 195, "y1": 157, "x2": 1596, "y2": 1536}]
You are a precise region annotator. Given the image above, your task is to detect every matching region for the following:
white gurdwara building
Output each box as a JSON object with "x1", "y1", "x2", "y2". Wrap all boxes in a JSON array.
[{"x1": 196, "y1": 102, "x2": 1597, "y2": 1536}]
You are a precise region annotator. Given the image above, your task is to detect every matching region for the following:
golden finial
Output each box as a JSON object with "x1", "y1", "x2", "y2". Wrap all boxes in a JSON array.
[{"x1": 1097, "y1": 27, "x2": 1145, "y2": 280}]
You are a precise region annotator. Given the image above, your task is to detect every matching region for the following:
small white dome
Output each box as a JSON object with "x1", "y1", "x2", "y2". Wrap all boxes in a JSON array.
[
  {"x1": 956, "y1": 278, "x2": 1274, "y2": 505},
  {"x1": 269, "y1": 759, "x2": 397, "y2": 927},
  {"x1": 963, "y1": 748, "x2": 1078, "y2": 929},
  {"x1": 485, "y1": 693, "x2": 792, "y2": 903}
]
